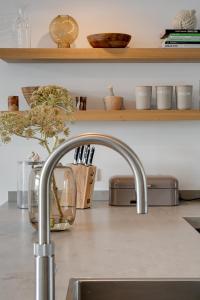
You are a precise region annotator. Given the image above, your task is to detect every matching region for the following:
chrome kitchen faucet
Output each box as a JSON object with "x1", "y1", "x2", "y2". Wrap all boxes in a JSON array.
[{"x1": 34, "y1": 133, "x2": 148, "y2": 300}]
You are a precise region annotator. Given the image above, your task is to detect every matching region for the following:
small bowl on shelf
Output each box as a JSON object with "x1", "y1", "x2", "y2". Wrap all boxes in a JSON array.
[
  {"x1": 21, "y1": 86, "x2": 39, "y2": 106},
  {"x1": 87, "y1": 33, "x2": 132, "y2": 48}
]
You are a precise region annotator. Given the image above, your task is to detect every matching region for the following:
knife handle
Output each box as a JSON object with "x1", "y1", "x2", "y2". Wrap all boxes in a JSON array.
[
  {"x1": 78, "y1": 145, "x2": 85, "y2": 164},
  {"x1": 84, "y1": 145, "x2": 90, "y2": 165},
  {"x1": 89, "y1": 147, "x2": 95, "y2": 165},
  {"x1": 73, "y1": 147, "x2": 80, "y2": 164}
]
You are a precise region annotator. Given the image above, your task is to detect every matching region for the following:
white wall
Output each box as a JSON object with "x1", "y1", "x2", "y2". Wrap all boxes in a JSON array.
[{"x1": 0, "y1": 0, "x2": 200, "y2": 204}]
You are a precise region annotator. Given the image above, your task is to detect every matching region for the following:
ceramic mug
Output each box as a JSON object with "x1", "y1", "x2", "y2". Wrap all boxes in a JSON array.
[
  {"x1": 103, "y1": 96, "x2": 123, "y2": 110},
  {"x1": 135, "y1": 86, "x2": 152, "y2": 110},
  {"x1": 176, "y1": 85, "x2": 193, "y2": 110},
  {"x1": 156, "y1": 86, "x2": 173, "y2": 110}
]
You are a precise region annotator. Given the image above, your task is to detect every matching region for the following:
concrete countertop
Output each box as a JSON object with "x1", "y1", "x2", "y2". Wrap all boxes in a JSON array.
[{"x1": 1, "y1": 201, "x2": 200, "y2": 300}]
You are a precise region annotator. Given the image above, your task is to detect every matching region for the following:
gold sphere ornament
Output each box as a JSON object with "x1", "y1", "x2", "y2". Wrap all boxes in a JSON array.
[{"x1": 49, "y1": 15, "x2": 79, "y2": 48}]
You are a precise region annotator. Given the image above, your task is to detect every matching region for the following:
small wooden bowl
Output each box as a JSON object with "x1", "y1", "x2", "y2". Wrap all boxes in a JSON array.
[
  {"x1": 21, "y1": 86, "x2": 39, "y2": 106},
  {"x1": 87, "y1": 33, "x2": 132, "y2": 48}
]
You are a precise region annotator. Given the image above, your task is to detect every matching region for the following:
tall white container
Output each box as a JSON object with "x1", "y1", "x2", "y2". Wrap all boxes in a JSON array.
[
  {"x1": 176, "y1": 85, "x2": 193, "y2": 110},
  {"x1": 156, "y1": 86, "x2": 173, "y2": 110},
  {"x1": 135, "y1": 86, "x2": 152, "y2": 109}
]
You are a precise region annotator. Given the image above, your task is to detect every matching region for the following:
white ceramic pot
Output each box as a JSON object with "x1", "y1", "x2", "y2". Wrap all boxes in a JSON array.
[
  {"x1": 135, "y1": 86, "x2": 152, "y2": 110},
  {"x1": 156, "y1": 86, "x2": 173, "y2": 110},
  {"x1": 176, "y1": 85, "x2": 193, "y2": 110}
]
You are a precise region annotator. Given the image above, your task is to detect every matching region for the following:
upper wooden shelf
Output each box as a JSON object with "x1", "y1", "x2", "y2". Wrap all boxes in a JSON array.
[
  {"x1": 73, "y1": 110, "x2": 200, "y2": 121},
  {"x1": 0, "y1": 48, "x2": 200, "y2": 63}
]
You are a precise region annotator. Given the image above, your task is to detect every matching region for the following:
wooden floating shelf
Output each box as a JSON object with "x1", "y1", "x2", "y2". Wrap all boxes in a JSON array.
[
  {"x1": 73, "y1": 110, "x2": 200, "y2": 121},
  {"x1": 0, "y1": 48, "x2": 200, "y2": 63},
  {"x1": 2, "y1": 110, "x2": 200, "y2": 121}
]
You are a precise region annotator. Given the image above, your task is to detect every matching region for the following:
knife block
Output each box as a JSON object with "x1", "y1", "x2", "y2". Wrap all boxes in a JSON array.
[{"x1": 70, "y1": 164, "x2": 96, "y2": 209}]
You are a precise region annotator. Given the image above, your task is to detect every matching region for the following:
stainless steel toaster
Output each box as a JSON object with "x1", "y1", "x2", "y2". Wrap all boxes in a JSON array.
[{"x1": 109, "y1": 175, "x2": 179, "y2": 206}]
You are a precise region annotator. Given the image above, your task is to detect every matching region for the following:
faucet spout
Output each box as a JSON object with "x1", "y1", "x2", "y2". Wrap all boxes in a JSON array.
[{"x1": 34, "y1": 133, "x2": 148, "y2": 300}]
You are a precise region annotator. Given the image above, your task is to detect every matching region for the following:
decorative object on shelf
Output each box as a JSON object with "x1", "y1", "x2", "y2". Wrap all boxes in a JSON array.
[
  {"x1": 156, "y1": 86, "x2": 173, "y2": 110},
  {"x1": 14, "y1": 8, "x2": 31, "y2": 48},
  {"x1": 172, "y1": 9, "x2": 197, "y2": 30},
  {"x1": 28, "y1": 151, "x2": 41, "y2": 162},
  {"x1": 21, "y1": 86, "x2": 39, "y2": 106},
  {"x1": 75, "y1": 96, "x2": 87, "y2": 110},
  {"x1": 29, "y1": 163, "x2": 76, "y2": 231},
  {"x1": 135, "y1": 86, "x2": 152, "y2": 110},
  {"x1": 8, "y1": 96, "x2": 19, "y2": 111},
  {"x1": 103, "y1": 85, "x2": 123, "y2": 110},
  {"x1": 49, "y1": 15, "x2": 79, "y2": 48},
  {"x1": 175, "y1": 85, "x2": 193, "y2": 110},
  {"x1": 87, "y1": 33, "x2": 131, "y2": 48},
  {"x1": 0, "y1": 85, "x2": 75, "y2": 231}
]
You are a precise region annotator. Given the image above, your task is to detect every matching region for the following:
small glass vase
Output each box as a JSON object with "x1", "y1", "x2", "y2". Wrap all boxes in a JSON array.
[{"x1": 28, "y1": 163, "x2": 76, "y2": 231}]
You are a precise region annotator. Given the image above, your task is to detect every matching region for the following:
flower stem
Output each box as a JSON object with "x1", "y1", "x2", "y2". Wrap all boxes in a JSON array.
[
  {"x1": 44, "y1": 139, "x2": 64, "y2": 221},
  {"x1": 52, "y1": 174, "x2": 64, "y2": 219}
]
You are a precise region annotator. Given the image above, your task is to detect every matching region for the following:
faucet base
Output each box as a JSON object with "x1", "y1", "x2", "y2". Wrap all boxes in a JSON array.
[{"x1": 34, "y1": 243, "x2": 55, "y2": 300}]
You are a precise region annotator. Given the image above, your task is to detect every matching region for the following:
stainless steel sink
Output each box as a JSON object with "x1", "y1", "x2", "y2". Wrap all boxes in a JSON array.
[
  {"x1": 184, "y1": 217, "x2": 200, "y2": 233},
  {"x1": 66, "y1": 278, "x2": 200, "y2": 300}
]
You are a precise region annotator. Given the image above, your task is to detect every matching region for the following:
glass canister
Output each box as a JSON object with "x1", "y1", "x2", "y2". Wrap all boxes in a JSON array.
[
  {"x1": 17, "y1": 161, "x2": 42, "y2": 209},
  {"x1": 28, "y1": 164, "x2": 76, "y2": 231}
]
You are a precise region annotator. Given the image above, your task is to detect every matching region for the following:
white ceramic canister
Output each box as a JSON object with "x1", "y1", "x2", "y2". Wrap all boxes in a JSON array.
[
  {"x1": 135, "y1": 86, "x2": 152, "y2": 110},
  {"x1": 176, "y1": 85, "x2": 193, "y2": 110},
  {"x1": 156, "y1": 86, "x2": 173, "y2": 110}
]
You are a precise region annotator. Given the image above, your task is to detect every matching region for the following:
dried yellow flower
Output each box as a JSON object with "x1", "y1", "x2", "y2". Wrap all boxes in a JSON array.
[{"x1": 0, "y1": 85, "x2": 74, "y2": 154}]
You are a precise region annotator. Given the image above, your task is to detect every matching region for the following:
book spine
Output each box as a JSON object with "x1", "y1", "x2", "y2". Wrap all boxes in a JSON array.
[
  {"x1": 165, "y1": 29, "x2": 200, "y2": 34},
  {"x1": 165, "y1": 41, "x2": 200, "y2": 44},
  {"x1": 168, "y1": 36, "x2": 200, "y2": 41},
  {"x1": 161, "y1": 29, "x2": 200, "y2": 39},
  {"x1": 162, "y1": 43, "x2": 200, "y2": 48},
  {"x1": 170, "y1": 33, "x2": 200, "y2": 36}
]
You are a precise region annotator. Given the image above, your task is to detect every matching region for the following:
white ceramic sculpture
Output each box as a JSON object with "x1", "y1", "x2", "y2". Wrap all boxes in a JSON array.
[
  {"x1": 103, "y1": 85, "x2": 123, "y2": 110},
  {"x1": 28, "y1": 151, "x2": 41, "y2": 162},
  {"x1": 172, "y1": 9, "x2": 197, "y2": 30},
  {"x1": 108, "y1": 85, "x2": 115, "y2": 96}
]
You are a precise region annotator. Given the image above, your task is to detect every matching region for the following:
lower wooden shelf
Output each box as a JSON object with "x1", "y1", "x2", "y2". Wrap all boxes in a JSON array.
[
  {"x1": 73, "y1": 109, "x2": 200, "y2": 121},
  {"x1": 1, "y1": 109, "x2": 200, "y2": 121}
]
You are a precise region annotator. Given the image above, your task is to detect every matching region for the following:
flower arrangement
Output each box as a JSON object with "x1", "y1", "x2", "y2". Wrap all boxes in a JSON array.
[
  {"x1": 0, "y1": 85, "x2": 75, "y2": 230},
  {"x1": 30, "y1": 85, "x2": 74, "y2": 111},
  {"x1": 0, "y1": 85, "x2": 74, "y2": 154}
]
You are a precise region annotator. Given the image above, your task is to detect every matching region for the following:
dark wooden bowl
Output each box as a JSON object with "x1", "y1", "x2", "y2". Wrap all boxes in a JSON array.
[{"x1": 87, "y1": 33, "x2": 132, "y2": 48}]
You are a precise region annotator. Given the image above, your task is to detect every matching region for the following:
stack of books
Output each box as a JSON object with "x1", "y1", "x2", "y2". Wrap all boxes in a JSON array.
[{"x1": 161, "y1": 29, "x2": 200, "y2": 48}]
